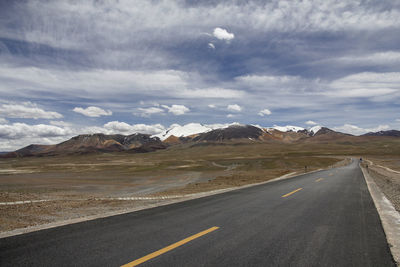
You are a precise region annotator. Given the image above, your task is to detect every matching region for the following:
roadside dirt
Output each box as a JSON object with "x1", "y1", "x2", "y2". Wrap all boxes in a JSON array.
[
  {"x1": 362, "y1": 159, "x2": 400, "y2": 212},
  {"x1": 0, "y1": 198, "x2": 164, "y2": 232}
]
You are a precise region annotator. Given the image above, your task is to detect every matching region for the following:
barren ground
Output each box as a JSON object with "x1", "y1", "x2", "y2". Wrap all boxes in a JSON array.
[
  {"x1": 362, "y1": 158, "x2": 400, "y2": 212},
  {"x1": 1, "y1": 139, "x2": 399, "y2": 233}
]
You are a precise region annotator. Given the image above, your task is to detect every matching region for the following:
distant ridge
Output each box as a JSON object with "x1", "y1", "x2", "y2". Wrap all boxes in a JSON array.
[
  {"x1": 362, "y1": 130, "x2": 400, "y2": 137},
  {"x1": 2, "y1": 124, "x2": 398, "y2": 158},
  {"x1": 3, "y1": 133, "x2": 166, "y2": 158},
  {"x1": 193, "y1": 125, "x2": 262, "y2": 141}
]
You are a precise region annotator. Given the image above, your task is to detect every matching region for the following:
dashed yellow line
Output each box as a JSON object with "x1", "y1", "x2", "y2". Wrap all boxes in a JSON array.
[
  {"x1": 121, "y1": 226, "x2": 219, "y2": 267},
  {"x1": 281, "y1": 188, "x2": 303, "y2": 198},
  {"x1": 315, "y1": 178, "x2": 324, "y2": 182}
]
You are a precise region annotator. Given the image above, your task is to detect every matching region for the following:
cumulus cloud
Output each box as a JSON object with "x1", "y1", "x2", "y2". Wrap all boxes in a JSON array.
[
  {"x1": 333, "y1": 124, "x2": 390, "y2": 135},
  {"x1": 102, "y1": 121, "x2": 165, "y2": 135},
  {"x1": 305, "y1": 120, "x2": 317, "y2": 125},
  {"x1": 73, "y1": 106, "x2": 112, "y2": 117},
  {"x1": 258, "y1": 109, "x2": 271, "y2": 116},
  {"x1": 213, "y1": 27, "x2": 234, "y2": 41},
  {"x1": 0, "y1": 123, "x2": 72, "y2": 140},
  {"x1": 162, "y1": 105, "x2": 190, "y2": 115},
  {"x1": 0, "y1": 118, "x2": 8, "y2": 124},
  {"x1": 0, "y1": 102, "x2": 62, "y2": 119},
  {"x1": 208, "y1": 104, "x2": 216, "y2": 108},
  {"x1": 136, "y1": 107, "x2": 165, "y2": 117},
  {"x1": 227, "y1": 114, "x2": 235, "y2": 118},
  {"x1": 227, "y1": 104, "x2": 242, "y2": 112}
]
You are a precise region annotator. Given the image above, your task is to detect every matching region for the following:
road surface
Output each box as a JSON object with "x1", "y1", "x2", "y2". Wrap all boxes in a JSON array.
[{"x1": 0, "y1": 160, "x2": 395, "y2": 266}]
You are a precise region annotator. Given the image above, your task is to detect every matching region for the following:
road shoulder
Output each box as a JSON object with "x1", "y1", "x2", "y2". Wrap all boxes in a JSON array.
[{"x1": 361, "y1": 164, "x2": 400, "y2": 266}]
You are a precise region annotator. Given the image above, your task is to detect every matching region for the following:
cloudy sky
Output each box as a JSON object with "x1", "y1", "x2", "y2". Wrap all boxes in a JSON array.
[{"x1": 1, "y1": 0, "x2": 400, "y2": 150}]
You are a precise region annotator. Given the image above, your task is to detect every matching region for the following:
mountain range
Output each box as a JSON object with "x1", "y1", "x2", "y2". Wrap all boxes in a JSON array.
[{"x1": 2, "y1": 124, "x2": 399, "y2": 157}]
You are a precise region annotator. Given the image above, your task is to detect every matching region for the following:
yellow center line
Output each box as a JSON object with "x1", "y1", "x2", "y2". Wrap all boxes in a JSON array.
[
  {"x1": 281, "y1": 188, "x2": 303, "y2": 198},
  {"x1": 315, "y1": 178, "x2": 324, "y2": 182},
  {"x1": 121, "y1": 226, "x2": 220, "y2": 267}
]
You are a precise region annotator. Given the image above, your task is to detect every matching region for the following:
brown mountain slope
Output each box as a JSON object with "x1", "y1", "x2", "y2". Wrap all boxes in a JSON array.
[{"x1": 5, "y1": 133, "x2": 166, "y2": 157}]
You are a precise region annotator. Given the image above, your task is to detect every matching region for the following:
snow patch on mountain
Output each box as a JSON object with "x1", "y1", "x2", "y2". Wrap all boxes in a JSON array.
[
  {"x1": 272, "y1": 125, "x2": 305, "y2": 132},
  {"x1": 153, "y1": 122, "x2": 241, "y2": 141},
  {"x1": 309, "y1": 126, "x2": 322, "y2": 135}
]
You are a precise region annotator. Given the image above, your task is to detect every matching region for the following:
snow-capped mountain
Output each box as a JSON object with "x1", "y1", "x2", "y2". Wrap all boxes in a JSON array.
[
  {"x1": 153, "y1": 122, "x2": 241, "y2": 141},
  {"x1": 272, "y1": 125, "x2": 305, "y2": 132},
  {"x1": 270, "y1": 125, "x2": 323, "y2": 136},
  {"x1": 309, "y1": 126, "x2": 322, "y2": 136},
  {"x1": 154, "y1": 123, "x2": 326, "y2": 141}
]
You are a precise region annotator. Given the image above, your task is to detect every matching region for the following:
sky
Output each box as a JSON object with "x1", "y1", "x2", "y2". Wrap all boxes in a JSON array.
[{"x1": 1, "y1": 0, "x2": 400, "y2": 151}]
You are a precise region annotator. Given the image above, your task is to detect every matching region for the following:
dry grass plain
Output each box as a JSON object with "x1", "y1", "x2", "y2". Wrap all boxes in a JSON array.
[{"x1": 1, "y1": 137, "x2": 399, "y2": 232}]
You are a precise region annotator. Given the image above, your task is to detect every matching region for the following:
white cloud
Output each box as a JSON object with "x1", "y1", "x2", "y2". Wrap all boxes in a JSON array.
[
  {"x1": 0, "y1": 102, "x2": 62, "y2": 119},
  {"x1": 227, "y1": 114, "x2": 235, "y2": 118},
  {"x1": 227, "y1": 104, "x2": 242, "y2": 112},
  {"x1": 258, "y1": 109, "x2": 271, "y2": 116},
  {"x1": 333, "y1": 51, "x2": 400, "y2": 66},
  {"x1": 208, "y1": 104, "x2": 216, "y2": 108},
  {"x1": 0, "y1": 118, "x2": 8, "y2": 124},
  {"x1": 305, "y1": 120, "x2": 317, "y2": 125},
  {"x1": 0, "y1": 123, "x2": 72, "y2": 140},
  {"x1": 236, "y1": 74, "x2": 312, "y2": 93},
  {"x1": 73, "y1": 106, "x2": 112, "y2": 117},
  {"x1": 162, "y1": 105, "x2": 190, "y2": 115},
  {"x1": 333, "y1": 124, "x2": 390, "y2": 135},
  {"x1": 2, "y1": 1, "x2": 399, "y2": 54},
  {"x1": 396, "y1": 119, "x2": 400, "y2": 122},
  {"x1": 103, "y1": 121, "x2": 165, "y2": 135},
  {"x1": 49, "y1": 121, "x2": 72, "y2": 127},
  {"x1": 0, "y1": 66, "x2": 244, "y2": 100},
  {"x1": 177, "y1": 88, "x2": 245, "y2": 99},
  {"x1": 136, "y1": 107, "x2": 165, "y2": 117},
  {"x1": 213, "y1": 27, "x2": 234, "y2": 41},
  {"x1": 328, "y1": 72, "x2": 400, "y2": 98},
  {"x1": 208, "y1": 43, "x2": 215, "y2": 49}
]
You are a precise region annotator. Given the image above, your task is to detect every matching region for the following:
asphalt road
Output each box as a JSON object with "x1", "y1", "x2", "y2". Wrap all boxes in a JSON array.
[{"x1": 0, "y1": 160, "x2": 395, "y2": 266}]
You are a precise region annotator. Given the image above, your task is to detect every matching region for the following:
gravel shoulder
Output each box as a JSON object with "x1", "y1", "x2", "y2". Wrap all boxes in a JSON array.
[{"x1": 362, "y1": 159, "x2": 400, "y2": 212}]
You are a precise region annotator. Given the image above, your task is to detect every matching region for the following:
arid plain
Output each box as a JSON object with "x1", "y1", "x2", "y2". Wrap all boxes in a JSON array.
[{"x1": 1, "y1": 135, "x2": 400, "y2": 232}]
